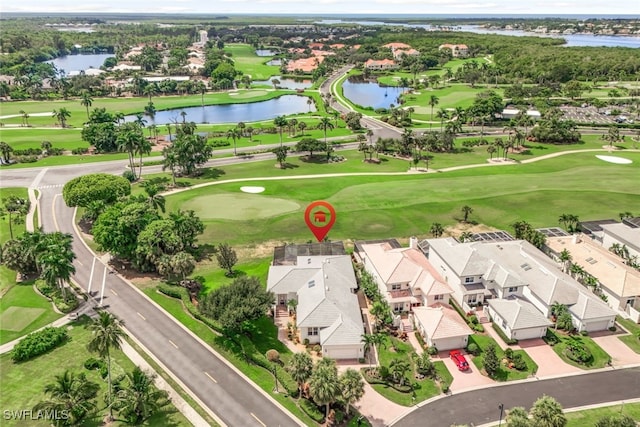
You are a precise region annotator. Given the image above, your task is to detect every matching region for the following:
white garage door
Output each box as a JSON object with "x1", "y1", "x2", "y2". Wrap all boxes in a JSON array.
[
  {"x1": 585, "y1": 319, "x2": 611, "y2": 332},
  {"x1": 513, "y1": 327, "x2": 546, "y2": 341},
  {"x1": 325, "y1": 346, "x2": 360, "y2": 360},
  {"x1": 433, "y1": 336, "x2": 468, "y2": 352}
]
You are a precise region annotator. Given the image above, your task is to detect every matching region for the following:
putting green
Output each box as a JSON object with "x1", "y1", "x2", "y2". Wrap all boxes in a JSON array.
[
  {"x1": 0, "y1": 306, "x2": 45, "y2": 332},
  {"x1": 234, "y1": 90, "x2": 268, "y2": 99},
  {"x1": 182, "y1": 192, "x2": 301, "y2": 220}
]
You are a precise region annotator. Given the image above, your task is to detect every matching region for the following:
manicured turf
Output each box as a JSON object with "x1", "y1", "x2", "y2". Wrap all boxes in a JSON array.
[
  {"x1": 0, "y1": 188, "x2": 29, "y2": 297},
  {"x1": 224, "y1": 44, "x2": 280, "y2": 81},
  {"x1": 617, "y1": 316, "x2": 640, "y2": 354},
  {"x1": 0, "y1": 316, "x2": 190, "y2": 427},
  {"x1": 546, "y1": 330, "x2": 611, "y2": 369},
  {"x1": 565, "y1": 403, "x2": 640, "y2": 426},
  {"x1": 0, "y1": 284, "x2": 63, "y2": 344},
  {"x1": 182, "y1": 193, "x2": 301, "y2": 220},
  {"x1": 163, "y1": 151, "x2": 640, "y2": 246},
  {"x1": 0, "y1": 306, "x2": 45, "y2": 331},
  {"x1": 467, "y1": 334, "x2": 538, "y2": 381}
]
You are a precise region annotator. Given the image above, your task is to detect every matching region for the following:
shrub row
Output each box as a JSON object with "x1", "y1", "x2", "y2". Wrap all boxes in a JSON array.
[
  {"x1": 157, "y1": 284, "x2": 224, "y2": 334},
  {"x1": 71, "y1": 147, "x2": 90, "y2": 155},
  {"x1": 450, "y1": 299, "x2": 485, "y2": 332},
  {"x1": 12, "y1": 327, "x2": 69, "y2": 362},
  {"x1": 361, "y1": 368, "x2": 413, "y2": 393},
  {"x1": 35, "y1": 279, "x2": 79, "y2": 313},
  {"x1": 300, "y1": 398, "x2": 324, "y2": 423},
  {"x1": 209, "y1": 140, "x2": 231, "y2": 147},
  {"x1": 492, "y1": 323, "x2": 519, "y2": 345}
]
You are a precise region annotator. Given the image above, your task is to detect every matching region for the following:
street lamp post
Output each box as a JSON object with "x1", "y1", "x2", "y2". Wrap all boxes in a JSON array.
[{"x1": 498, "y1": 403, "x2": 504, "y2": 427}]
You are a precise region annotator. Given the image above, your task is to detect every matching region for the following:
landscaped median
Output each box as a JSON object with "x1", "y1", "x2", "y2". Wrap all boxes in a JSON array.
[
  {"x1": 467, "y1": 334, "x2": 538, "y2": 381},
  {"x1": 543, "y1": 329, "x2": 611, "y2": 369}
]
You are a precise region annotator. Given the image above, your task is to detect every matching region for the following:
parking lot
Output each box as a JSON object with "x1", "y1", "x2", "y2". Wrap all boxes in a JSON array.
[{"x1": 560, "y1": 105, "x2": 634, "y2": 125}]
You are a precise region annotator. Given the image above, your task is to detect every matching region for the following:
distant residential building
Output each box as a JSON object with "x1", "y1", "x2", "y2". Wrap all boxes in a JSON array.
[
  {"x1": 286, "y1": 56, "x2": 323, "y2": 73},
  {"x1": 438, "y1": 44, "x2": 469, "y2": 57},
  {"x1": 383, "y1": 42, "x2": 412, "y2": 50},
  {"x1": 364, "y1": 58, "x2": 398, "y2": 71},
  {"x1": 392, "y1": 48, "x2": 420, "y2": 59}
]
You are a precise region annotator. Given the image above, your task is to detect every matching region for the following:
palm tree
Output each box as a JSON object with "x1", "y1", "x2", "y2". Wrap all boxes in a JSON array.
[
  {"x1": 87, "y1": 311, "x2": 126, "y2": 420},
  {"x1": 459, "y1": 231, "x2": 473, "y2": 242},
  {"x1": 142, "y1": 183, "x2": 166, "y2": 213},
  {"x1": 226, "y1": 127, "x2": 242, "y2": 155},
  {"x1": 52, "y1": 108, "x2": 71, "y2": 128},
  {"x1": 0, "y1": 141, "x2": 13, "y2": 164},
  {"x1": 428, "y1": 95, "x2": 439, "y2": 128},
  {"x1": 487, "y1": 144, "x2": 496, "y2": 160},
  {"x1": 135, "y1": 136, "x2": 152, "y2": 180},
  {"x1": 436, "y1": 108, "x2": 449, "y2": 132},
  {"x1": 80, "y1": 91, "x2": 93, "y2": 120},
  {"x1": 369, "y1": 301, "x2": 389, "y2": 331},
  {"x1": 162, "y1": 146, "x2": 178, "y2": 186},
  {"x1": 309, "y1": 358, "x2": 340, "y2": 421},
  {"x1": 3, "y1": 196, "x2": 30, "y2": 239},
  {"x1": 114, "y1": 367, "x2": 170, "y2": 425},
  {"x1": 33, "y1": 370, "x2": 99, "y2": 426},
  {"x1": 307, "y1": 97, "x2": 313, "y2": 112},
  {"x1": 273, "y1": 115, "x2": 288, "y2": 146},
  {"x1": 339, "y1": 369, "x2": 365, "y2": 415},
  {"x1": 430, "y1": 222, "x2": 444, "y2": 238},
  {"x1": 117, "y1": 123, "x2": 145, "y2": 179},
  {"x1": 318, "y1": 116, "x2": 334, "y2": 146},
  {"x1": 143, "y1": 83, "x2": 159, "y2": 103},
  {"x1": 389, "y1": 358, "x2": 411, "y2": 386},
  {"x1": 195, "y1": 81, "x2": 207, "y2": 107},
  {"x1": 38, "y1": 248, "x2": 75, "y2": 299},
  {"x1": 559, "y1": 249, "x2": 572, "y2": 273},
  {"x1": 287, "y1": 352, "x2": 313, "y2": 399},
  {"x1": 298, "y1": 121, "x2": 307, "y2": 136},
  {"x1": 461, "y1": 205, "x2": 473, "y2": 223},
  {"x1": 530, "y1": 395, "x2": 567, "y2": 427}
]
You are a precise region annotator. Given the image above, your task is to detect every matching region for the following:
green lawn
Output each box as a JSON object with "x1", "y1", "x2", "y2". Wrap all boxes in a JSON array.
[
  {"x1": 616, "y1": 316, "x2": 640, "y2": 354},
  {"x1": 0, "y1": 316, "x2": 190, "y2": 427},
  {"x1": 545, "y1": 329, "x2": 611, "y2": 369},
  {"x1": 0, "y1": 188, "x2": 29, "y2": 296},
  {"x1": 565, "y1": 403, "x2": 640, "y2": 426},
  {"x1": 143, "y1": 289, "x2": 316, "y2": 426},
  {"x1": 224, "y1": 44, "x2": 280, "y2": 81},
  {"x1": 194, "y1": 257, "x2": 271, "y2": 294},
  {"x1": 161, "y1": 151, "x2": 640, "y2": 246},
  {"x1": 467, "y1": 334, "x2": 538, "y2": 381},
  {"x1": 372, "y1": 336, "x2": 445, "y2": 406}
]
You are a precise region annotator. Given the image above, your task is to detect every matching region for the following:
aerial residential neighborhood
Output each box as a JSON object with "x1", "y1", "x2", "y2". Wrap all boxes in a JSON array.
[{"x1": 0, "y1": 8, "x2": 639, "y2": 427}]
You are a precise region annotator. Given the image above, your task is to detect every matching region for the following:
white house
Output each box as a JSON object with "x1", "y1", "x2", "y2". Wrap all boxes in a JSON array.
[
  {"x1": 438, "y1": 44, "x2": 469, "y2": 57},
  {"x1": 412, "y1": 304, "x2": 473, "y2": 351},
  {"x1": 601, "y1": 222, "x2": 640, "y2": 260},
  {"x1": 424, "y1": 238, "x2": 617, "y2": 333},
  {"x1": 486, "y1": 298, "x2": 552, "y2": 340},
  {"x1": 546, "y1": 235, "x2": 640, "y2": 322},
  {"x1": 355, "y1": 240, "x2": 453, "y2": 313},
  {"x1": 267, "y1": 254, "x2": 364, "y2": 360},
  {"x1": 568, "y1": 293, "x2": 616, "y2": 332}
]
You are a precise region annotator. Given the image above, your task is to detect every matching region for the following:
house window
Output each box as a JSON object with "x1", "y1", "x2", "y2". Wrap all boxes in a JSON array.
[
  {"x1": 391, "y1": 284, "x2": 401, "y2": 291},
  {"x1": 468, "y1": 295, "x2": 477, "y2": 304},
  {"x1": 393, "y1": 303, "x2": 403, "y2": 312},
  {"x1": 502, "y1": 320, "x2": 507, "y2": 329},
  {"x1": 508, "y1": 287, "x2": 518, "y2": 293},
  {"x1": 308, "y1": 327, "x2": 319, "y2": 336},
  {"x1": 465, "y1": 277, "x2": 474, "y2": 283},
  {"x1": 434, "y1": 294, "x2": 444, "y2": 301}
]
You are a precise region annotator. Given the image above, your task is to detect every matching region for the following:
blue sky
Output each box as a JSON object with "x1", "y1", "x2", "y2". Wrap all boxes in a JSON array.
[{"x1": 2, "y1": 0, "x2": 639, "y2": 15}]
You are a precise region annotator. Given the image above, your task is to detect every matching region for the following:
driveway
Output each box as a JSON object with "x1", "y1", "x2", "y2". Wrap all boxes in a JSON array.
[
  {"x1": 517, "y1": 338, "x2": 581, "y2": 377},
  {"x1": 591, "y1": 331, "x2": 640, "y2": 366},
  {"x1": 436, "y1": 352, "x2": 494, "y2": 392},
  {"x1": 353, "y1": 382, "x2": 409, "y2": 427}
]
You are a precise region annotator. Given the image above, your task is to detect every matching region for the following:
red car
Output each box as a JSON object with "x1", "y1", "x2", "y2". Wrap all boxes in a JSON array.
[{"x1": 450, "y1": 350, "x2": 470, "y2": 371}]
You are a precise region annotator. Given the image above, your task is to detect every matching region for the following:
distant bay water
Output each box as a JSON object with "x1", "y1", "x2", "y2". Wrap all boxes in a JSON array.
[{"x1": 315, "y1": 19, "x2": 640, "y2": 48}]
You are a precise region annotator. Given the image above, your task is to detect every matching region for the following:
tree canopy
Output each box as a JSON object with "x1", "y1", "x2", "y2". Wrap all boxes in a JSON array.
[{"x1": 62, "y1": 173, "x2": 130, "y2": 208}]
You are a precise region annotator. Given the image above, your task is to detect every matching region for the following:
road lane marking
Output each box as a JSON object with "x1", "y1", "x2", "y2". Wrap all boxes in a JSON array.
[
  {"x1": 204, "y1": 371, "x2": 217, "y2": 383},
  {"x1": 250, "y1": 413, "x2": 266, "y2": 427},
  {"x1": 169, "y1": 340, "x2": 179, "y2": 349},
  {"x1": 137, "y1": 312, "x2": 146, "y2": 321},
  {"x1": 76, "y1": 260, "x2": 84, "y2": 267},
  {"x1": 52, "y1": 194, "x2": 61, "y2": 231},
  {"x1": 110, "y1": 289, "x2": 118, "y2": 296}
]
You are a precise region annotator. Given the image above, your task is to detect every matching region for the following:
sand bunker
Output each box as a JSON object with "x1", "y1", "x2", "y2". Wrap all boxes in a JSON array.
[
  {"x1": 596, "y1": 155, "x2": 633, "y2": 164},
  {"x1": 240, "y1": 186, "x2": 265, "y2": 193}
]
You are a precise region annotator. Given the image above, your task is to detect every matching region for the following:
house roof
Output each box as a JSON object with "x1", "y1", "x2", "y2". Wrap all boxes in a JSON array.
[
  {"x1": 569, "y1": 292, "x2": 616, "y2": 321},
  {"x1": 546, "y1": 235, "x2": 640, "y2": 298},
  {"x1": 383, "y1": 42, "x2": 412, "y2": 49},
  {"x1": 488, "y1": 298, "x2": 552, "y2": 330},
  {"x1": 359, "y1": 242, "x2": 452, "y2": 296},
  {"x1": 267, "y1": 254, "x2": 363, "y2": 348},
  {"x1": 413, "y1": 304, "x2": 473, "y2": 339},
  {"x1": 364, "y1": 58, "x2": 397, "y2": 67},
  {"x1": 601, "y1": 223, "x2": 640, "y2": 251}
]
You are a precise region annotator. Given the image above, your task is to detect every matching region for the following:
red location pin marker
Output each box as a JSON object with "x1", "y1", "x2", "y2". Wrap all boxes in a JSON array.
[{"x1": 304, "y1": 201, "x2": 336, "y2": 242}]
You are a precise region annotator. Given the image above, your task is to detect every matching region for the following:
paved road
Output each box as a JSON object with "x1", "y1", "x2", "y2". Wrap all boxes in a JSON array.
[
  {"x1": 393, "y1": 367, "x2": 640, "y2": 427},
  {"x1": 36, "y1": 183, "x2": 301, "y2": 427}
]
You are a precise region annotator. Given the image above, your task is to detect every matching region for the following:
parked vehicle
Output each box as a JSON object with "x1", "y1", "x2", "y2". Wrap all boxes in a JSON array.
[{"x1": 450, "y1": 350, "x2": 470, "y2": 371}]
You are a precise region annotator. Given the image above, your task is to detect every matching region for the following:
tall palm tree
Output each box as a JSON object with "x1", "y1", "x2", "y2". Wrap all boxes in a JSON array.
[
  {"x1": 117, "y1": 123, "x2": 145, "y2": 179},
  {"x1": 309, "y1": 358, "x2": 340, "y2": 421},
  {"x1": 318, "y1": 117, "x2": 335, "y2": 157},
  {"x1": 3, "y1": 196, "x2": 30, "y2": 239},
  {"x1": 114, "y1": 367, "x2": 170, "y2": 425},
  {"x1": 80, "y1": 91, "x2": 93, "y2": 120},
  {"x1": 287, "y1": 352, "x2": 313, "y2": 399},
  {"x1": 436, "y1": 108, "x2": 449, "y2": 132},
  {"x1": 226, "y1": 127, "x2": 242, "y2": 156},
  {"x1": 339, "y1": 369, "x2": 365, "y2": 415},
  {"x1": 142, "y1": 183, "x2": 166, "y2": 213},
  {"x1": 559, "y1": 249, "x2": 572, "y2": 273},
  {"x1": 33, "y1": 370, "x2": 99, "y2": 427},
  {"x1": 162, "y1": 146, "x2": 178, "y2": 186},
  {"x1": 389, "y1": 358, "x2": 411, "y2": 386},
  {"x1": 461, "y1": 205, "x2": 473, "y2": 223},
  {"x1": 273, "y1": 115, "x2": 288, "y2": 146},
  {"x1": 134, "y1": 113, "x2": 147, "y2": 129},
  {"x1": 428, "y1": 95, "x2": 439, "y2": 128},
  {"x1": 135, "y1": 136, "x2": 152, "y2": 179},
  {"x1": 87, "y1": 311, "x2": 126, "y2": 420},
  {"x1": 38, "y1": 249, "x2": 75, "y2": 299},
  {"x1": 52, "y1": 108, "x2": 71, "y2": 128}
]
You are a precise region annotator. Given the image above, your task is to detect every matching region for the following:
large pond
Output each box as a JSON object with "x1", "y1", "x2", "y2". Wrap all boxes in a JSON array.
[
  {"x1": 252, "y1": 76, "x2": 313, "y2": 90},
  {"x1": 48, "y1": 53, "x2": 114, "y2": 74},
  {"x1": 342, "y1": 77, "x2": 408, "y2": 110},
  {"x1": 124, "y1": 95, "x2": 316, "y2": 125}
]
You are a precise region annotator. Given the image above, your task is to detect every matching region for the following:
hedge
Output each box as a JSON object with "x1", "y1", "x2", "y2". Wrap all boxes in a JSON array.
[
  {"x1": 361, "y1": 368, "x2": 412, "y2": 393},
  {"x1": 157, "y1": 284, "x2": 224, "y2": 334},
  {"x1": 491, "y1": 323, "x2": 519, "y2": 345},
  {"x1": 300, "y1": 398, "x2": 324, "y2": 423},
  {"x1": 12, "y1": 327, "x2": 69, "y2": 362}
]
